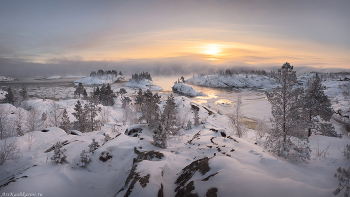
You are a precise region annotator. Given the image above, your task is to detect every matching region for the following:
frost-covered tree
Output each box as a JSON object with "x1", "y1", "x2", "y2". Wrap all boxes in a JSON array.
[
  {"x1": 84, "y1": 101, "x2": 102, "y2": 132},
  {"x1": 15, "y1": 108, "x2": 25, "y2": 136},
  {"x1": 48, "y1": 101, "x2": 63, "y2": 127},
  {"x1": 4, "y1": 86, "x2": 15, "y2": 105},
  {"x1": 135, "y1": 88, "x2": 144, "y2": 111},
  {"x1": 153, "y1": 124, "x2": 167, "y2": 149},
  {"x1": 73, "y1": 100, "x2": 88, "y2": 133},
  {"x1": 0, "y1": 138, "x2": 21, "y2": 165},
  {"x1": 103, "y1": 133, "x2": 112, "y2": 143},
  {"x1": 88, "y1": 138, "x2": 100, "y2": 153},
  {"x1": 0, "y1": 106, "x2": 10, "y2": 140},
  {"x1": 302, "y1": 73, "x2": 335, "y2": 137},
  {"x1": 264, "y1": 62, "x2": 310, "y2": 161},
  {"x1": 74, "y1": 82, "x2": 86, "y2": 98},
  {"x1": 161, "y1": 94, "x2": 177, "y2": 132},
  {"x1": 227, "y1": 96, "x2": 247, "y2": 138},
  {"x1": 77, "y1": 150, "x2": 91, "y2": 167},
  {"x1": 60, "y1": 109, "x2": 71, "y2": 133},
  {"x1": 333, "y1": 166, "x2": 350, "y2": 196},
  {"x1": 26, "y1": 107, "x2": 40, "y2": 133},
  {"x1": 51, "y1": 142, "x2": 68, "y2": 164},
  {"x1": 193, "y1": 109, "x2": 200, "y2": 127}
]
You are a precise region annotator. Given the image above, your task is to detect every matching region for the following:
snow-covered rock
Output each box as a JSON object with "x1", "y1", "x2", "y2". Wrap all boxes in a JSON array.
[
  {"x1": 0, "y1": 76, "x2": 15, "y2": 81},
  {"x1": 74, "y1": 74, "x2": 124, "y2": 85},
  {"x1": 186, "y1": 74, "x2": 277, "y2": 90},
  {"x1": 47, "y1": 75, "x2": 61, "y2": 79},
  {"x1": 172, "y1": 82, "x2": 207, "y2": 97},
  {"x1": 125, "y1": 79, "x2": 163, "y2": 91}
]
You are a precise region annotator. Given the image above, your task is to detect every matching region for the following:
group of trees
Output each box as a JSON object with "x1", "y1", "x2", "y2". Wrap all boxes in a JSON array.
[
  {"x1": 4, "y1": 85, "x2": 29, "y2": 106},
  {"x1": 264, "y1": 62, "x2": 338, "y2": 161},
  {"x1": 90, "y1": 69, "x2": 122, "y2": 77},
  {"x1": 92, "y1": 83, "x2": 115, "y2": 106},
  {"x1": 72, "y1": 100, "x2": 102, "y2": 133},
  {"x1": 131, "y1": 72, "x2": 152, "y2": 82}
]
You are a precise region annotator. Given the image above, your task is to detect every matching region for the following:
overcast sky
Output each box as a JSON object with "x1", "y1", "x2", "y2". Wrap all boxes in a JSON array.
[{"x1": 0, "y1": 0, "x2": 349, "y2": 76}]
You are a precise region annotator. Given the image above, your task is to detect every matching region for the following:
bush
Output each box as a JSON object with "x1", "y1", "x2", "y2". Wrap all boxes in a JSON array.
[{"x1": 51, "y1": 142, "x2": 68, "y2": 164}]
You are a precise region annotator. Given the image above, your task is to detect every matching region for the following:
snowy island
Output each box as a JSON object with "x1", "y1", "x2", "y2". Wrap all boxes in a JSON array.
[
  {"x1": 125, "y1": 72, "x2": 163, "y2": 91},
  {"x1": 74, "y1": 69, "x2": 125, "y2": 85}
]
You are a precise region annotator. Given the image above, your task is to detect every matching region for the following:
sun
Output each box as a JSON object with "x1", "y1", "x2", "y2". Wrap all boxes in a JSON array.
[{"x1": 203, "y1": 45, "x2": 221, "y2": 55}]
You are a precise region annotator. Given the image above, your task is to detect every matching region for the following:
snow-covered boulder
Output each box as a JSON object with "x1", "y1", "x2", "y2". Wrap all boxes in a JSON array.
[
  {"x1": 172, "y1": 83, "x2": 207, "y2": 97},
  {"x1": 74, "y1": 74, "x2": 124, "y2": 85},
  {"x1": 125, "y1": 79, "x2": 163, "y2": 91}
]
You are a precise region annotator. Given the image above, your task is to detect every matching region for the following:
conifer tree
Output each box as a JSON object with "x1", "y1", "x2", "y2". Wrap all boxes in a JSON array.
[
  {"x1": 161, "y1": 94, "x2": 177, "y2": 132},
  {"x1": 60, "y1": 109, "x2": 71, "y2": 133},
  {"x1": 20, "y1": 84, "x2": 29, "y2": 101},
  {"x1": 88, "y1": 138, "x2": 100, "y2": 153},
  {"x1": 73, "y1": 100, "x2": 88, "y2": 133},
  {"x1": 302, "y1": 73, "x2": 335, "y2": 137},
  {"x1": 4, "y1": 86, "x2": 14, "y2": 105},
  {"x1": 135, "y1": 88, "x2": 144, "y2": 111},
  {"x1": 51, "y1": 142, "x2": 68, "y2": 164},
  {"x1": 153, "y1": 124, "x2": 167, "y2": 149},
  {"x1": 140, "y1": 90, "x2": 161, "y2": 128},
  {"x1": 264, "y1": 62, "x2": 310, "y2": 161},
  {"x1": 84, "y1": 101, "x2": 102, "y2": 132},
  {"x1": 74, "y1": 83, "x2": 85, "y2": 98}
]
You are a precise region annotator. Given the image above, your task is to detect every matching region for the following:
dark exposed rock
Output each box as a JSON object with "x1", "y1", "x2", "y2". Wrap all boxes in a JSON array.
[
  {"x1": 175, "y1": 157, "x2": 210, "y2": 197},
  {"x1": 220, "y1": 131, "x2": 226, "y2": 137},
  {"x1": 99, "y1": 151, "x2": 113, "y2": 162},
  {"x1": 158, "y1": 183, "x2": 164, "y2": 197},
  {"x1": 125, "y1": 127, "x2": 143, "y2": 137},
  {"x1": 191, "y1": 103, "x2": 200, "y2": 112},
  {"x1": 206, "y1": 188, "x2": 218, "y2": 197},
  {"x1": 202, "y1": 172, "x2": 218, "y2": 181},
  {"x1": 116, "y1": 148, "x2": 164, "y2": 197},
  {"x1": 202, "y1": 106, "x2": 214, "y2": 116}
]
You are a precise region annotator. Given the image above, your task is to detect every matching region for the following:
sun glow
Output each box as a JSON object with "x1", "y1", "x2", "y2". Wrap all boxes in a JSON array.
[{"x1": 203, "y1": 45, "x2": 221, "y2": 55}]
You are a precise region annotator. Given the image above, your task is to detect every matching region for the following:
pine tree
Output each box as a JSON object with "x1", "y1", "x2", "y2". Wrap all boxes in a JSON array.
[
  {"x1": 153, "y1": 124, "x2": 167, "y2": 149},
  {"x1": 161, "y1": 94, "x2": 177, "y2": 132},
  {"x1": 119, "y1": 88, "x2": 127, "y2": 98},
  {"x1": 135, "y1": 88, "x2": 144, "y2": 111},
  {"x1": 139, "y1": 90, "x2": 161, "y2": 129},
  {"x1": 20, "y1": 85, "x2": 29, "y2": 101},
  {"x1": 74, "y1": 83, "x2": 85, "y2": 98},
  {"x1": 186, "y1": 119, "x2": 192, "y2": 130},
  {"x1": 73, "y1": 100, "x2": 88, "y2": 133},
  {"x1": 51, "y1": 142, "x2": 68, "y2": 164},
  {"x1": 100, "y1": 83, "x2": 115, "y2": 106},
  {"x1": 264, "y1": 62, "x2": 310, "y2": 161},
  {"x1": 121, "y1": 96, "x2": 132, "y2": 109},
  {"x1": 84, "y1": 101, "x2": 102, "y2": 132},
  {"x1": 333, "y1": 166, "x2": 350, "y2": 196},
  {"x1": 302, "y1": 73, "x2": 335, "y2": 137},
  {"x1": 60, "y1": 109, "x2": 71, "y2": 133},
  {"x1": 4, "y1": 86, "x2": 15, "y2": 105},
  {"x1": 88, "y1": 138, "x2": 100, "y2": 153},
  {"x1": 77, "y1": 150, "x2": 91, "y2": 167}
]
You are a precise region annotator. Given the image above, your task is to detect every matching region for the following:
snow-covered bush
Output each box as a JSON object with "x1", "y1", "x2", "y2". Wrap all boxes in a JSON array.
[
  {"x1": 103, "y1": 133, "x2": 112, "y2": 143},
  {"x1": 88, "y1": 138, "x2": 100, "y2": 153},
  {"x1": 51, "y1": 142, "x2": 68, "y2": 164},
  {"x1": 186, "y1": 120, "x2": 192, "y2": 130},
  {"x1": 77, "y1": 150, "x2": 91, "y2": 167},
  {"x1": 333, "y1": 166, "x2": 350, "y2": 196}
]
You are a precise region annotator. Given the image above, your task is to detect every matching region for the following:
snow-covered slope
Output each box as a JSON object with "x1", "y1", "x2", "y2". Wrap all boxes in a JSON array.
[
  {"x1": 172, "y1": 82, "x2": 207, "y2": 97},
  {"x1": 74, "y1": 74, "x2": 125, "y2": 85},
  {"x1": 125, "y1": 79, "x2": 163, "y2": 91},
  {"x1": 186, "y1": 74, "x2": 277, "y2": 90}
]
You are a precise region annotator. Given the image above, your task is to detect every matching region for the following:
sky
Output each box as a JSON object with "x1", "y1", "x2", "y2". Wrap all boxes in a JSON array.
[{"x1": 0, "y1": 0, "x2": 350, "y2": 76}]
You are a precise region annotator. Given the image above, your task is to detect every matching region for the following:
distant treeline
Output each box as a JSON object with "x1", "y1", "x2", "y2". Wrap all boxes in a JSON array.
[
  {"x1": 131, "y1": 72, "x2": 152, "y2": 82},
  {"x1": 90, "y1": 69, "x2": 123, "y2": 77}
]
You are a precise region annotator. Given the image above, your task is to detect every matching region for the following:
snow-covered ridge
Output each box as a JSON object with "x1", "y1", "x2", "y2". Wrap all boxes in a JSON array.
[
  {"x1": 125, "y1": 79, "x2": 163, "y2": 91},
  {"x1": 74, "y1": 74, "x2": 125, "y2": 85},
  {"x1": 0, "y1": 76, "x2": 15, "y2": 81},
  {"x1": 172, "y1": 82, "x2": 206, "y2": 97},
  {"x1": 186, "y1": 74, "x2": 277, "y2": 90}
]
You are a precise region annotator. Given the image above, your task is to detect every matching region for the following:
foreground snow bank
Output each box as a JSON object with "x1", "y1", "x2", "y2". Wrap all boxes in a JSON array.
[
  {"x1": 74, "y1": 74, "x2": 124, "y2": 85},
  {"x1": 172, "y1": 82, "x2": 207, "y2": 97},
  {"x1": 125, "y1": 79, "x2": 163, "y2": 91},
  {"x1": 186, "y1": 74, "x2": 277, "y2": 90}
]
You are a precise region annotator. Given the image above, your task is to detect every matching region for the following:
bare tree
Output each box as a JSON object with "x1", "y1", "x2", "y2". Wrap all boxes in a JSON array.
[
  {"x1": 101, "y1": 106, "x2": 111, "y2": 123},
  {"x1": 0, "y1": 105, "x2": 10, "y2": 140},
  {"x1": 0, "y1": 138, "x2": 22, "y2": 165},
  {"x1": 48, "y1": 101, "x2": 63, "y2": 127},
  {"x1": 15, "y1": 108, "x2": 25, "y2": 136},
  {"x1": 26, "y1": 107, "x2": 40, "y2": 151},
  {"x1": 227, "y1": 96, "x2": 247, "y2": 138}
]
